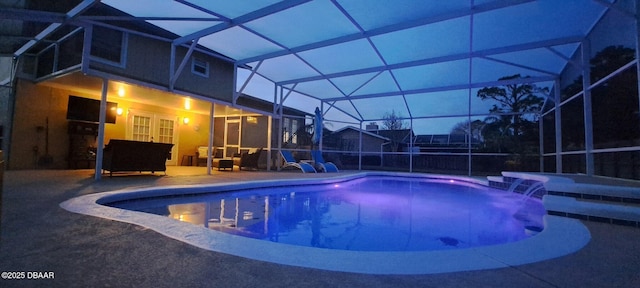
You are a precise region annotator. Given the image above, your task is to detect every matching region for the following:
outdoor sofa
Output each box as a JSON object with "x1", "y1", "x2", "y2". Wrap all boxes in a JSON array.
[{"x1": 102, "y1": 139, "x2": 173, "y2": 176}]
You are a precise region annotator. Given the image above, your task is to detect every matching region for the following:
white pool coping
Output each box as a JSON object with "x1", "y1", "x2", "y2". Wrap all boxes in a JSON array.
[{"x1": 60, "y1": 172, "x2": 591, "y2": 275}]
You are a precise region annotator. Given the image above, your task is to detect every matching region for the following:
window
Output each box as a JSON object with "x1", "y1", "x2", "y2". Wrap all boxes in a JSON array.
[
  {"x1": 91, "y1": 25, "x2": 125, "y2": 65},
  {"x1": 157, "y1": 118, "x2": 175, "y2": 145},
  {"x1": 131, "y1": 115, "x2": 151, "y2": 142},
  {"x1": 192, "y1": 58, "x2": 209, "y2": 77}
]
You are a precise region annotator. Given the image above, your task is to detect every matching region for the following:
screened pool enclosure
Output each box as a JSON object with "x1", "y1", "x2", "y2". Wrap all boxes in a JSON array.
[{"x1": 2, "y1": 0, "x2": 639, "y2": 179}]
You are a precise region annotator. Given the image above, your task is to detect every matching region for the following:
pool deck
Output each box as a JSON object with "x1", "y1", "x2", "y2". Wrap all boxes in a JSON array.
[{"x1": 1, "y1": 167, "x2": 639, "y2": 287}]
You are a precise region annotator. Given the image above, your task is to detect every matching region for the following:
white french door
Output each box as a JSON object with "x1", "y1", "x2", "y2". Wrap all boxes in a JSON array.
[{"x1": 127, "y1": 110, "x2": 178, "y2": 166}]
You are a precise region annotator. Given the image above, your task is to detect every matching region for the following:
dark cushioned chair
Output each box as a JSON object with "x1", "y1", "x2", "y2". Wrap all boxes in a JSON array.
[
  {"x1": 239, "y1": 148, "x2": 263, "y2": 170},
  {"x1": 102, "y1": 139, "x2": 173, "y2": 176}
]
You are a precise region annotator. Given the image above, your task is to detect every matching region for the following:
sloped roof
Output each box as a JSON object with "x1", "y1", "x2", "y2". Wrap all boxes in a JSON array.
[
  {"x1": 415, "y1": 134, "x2": 481, "y2": 146},
  {"x1": 331, "y1": 126, "x2": 390, "y2": 141}
]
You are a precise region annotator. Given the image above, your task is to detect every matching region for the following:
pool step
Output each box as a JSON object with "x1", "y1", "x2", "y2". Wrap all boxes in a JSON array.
[
  {"x1": 543, "y1": 195, "x2": 640, "y2": 228},
  {"x1": 547, "y1": 184, "x2": 640, "y2": 205},
  {"x1": 543, "y1": 180, "x2": 640, "y2": 228}
]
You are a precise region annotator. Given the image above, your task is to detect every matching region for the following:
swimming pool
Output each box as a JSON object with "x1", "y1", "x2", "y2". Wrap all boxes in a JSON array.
[
  {"x1": 108, "y1": 176, "x2": 546, "y2": 252},
  {"x1": 60, "y1": 172, "x2": 590, "y2": 274}
]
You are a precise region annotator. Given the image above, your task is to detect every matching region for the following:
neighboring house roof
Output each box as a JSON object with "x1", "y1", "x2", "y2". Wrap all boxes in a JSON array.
[
  {"x1": 374, "y1": 129, "x2": 414, "y2": 143},
  {"x1": 415, "y1": 134, "x2": 481, "y2": 146},
  {"x1": 331, "y1": 126, "x2": 390, "y2": 141}
]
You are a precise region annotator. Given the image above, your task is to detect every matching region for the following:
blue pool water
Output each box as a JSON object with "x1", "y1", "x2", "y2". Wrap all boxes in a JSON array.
[{"x1": 109, "y1": 176, "x2": 546, "y2": 252}]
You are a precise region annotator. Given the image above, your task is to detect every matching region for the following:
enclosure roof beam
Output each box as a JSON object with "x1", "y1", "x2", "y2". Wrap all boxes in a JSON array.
[
  {"x1": 322, "y1": 75, "x2": 557, "y2": 102},
  {"x1": 237, "y1": 0, "x2": 535, "y2": 64},
  {"x1": 172, "y1": 0, "x2": 311, "y2": 46},
  {"x1": 13, "y1": 0, "x2": 99, "y2": 57},
  {"x1": 277, "y1": 35, "x2": 583, "y2": 86}
]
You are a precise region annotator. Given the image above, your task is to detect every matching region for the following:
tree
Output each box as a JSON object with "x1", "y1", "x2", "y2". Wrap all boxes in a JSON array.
[
  {"x1": 380, "y1": 110, "x2": 409, "y2": 153},
  {"x1": 562, "y1": 45, "x2": 636, "y2": 99},
  {"x1": 477, "y1": 74, "x2": 548, "y2": 138},
  {"x1": 381, "y1": 110, "x2": 407, "y2": 130},
  {"x1": 477, "y1": 74, "x2": 548, "y2": 155},
  {"x1": 451, "y1": 119, "x2": 485, "y2": 143}
]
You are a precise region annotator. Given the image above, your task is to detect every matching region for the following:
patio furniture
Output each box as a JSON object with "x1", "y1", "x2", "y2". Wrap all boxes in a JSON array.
[
  {"x1": 239, "y1": 148, "x2": 263, "y2": 170},
  {"x1": 181, "y1": 154, "x2": 195, "y2": 166},
  {"x1": 196, "y1": 146, "x2": 223, "y2": 166},
  {"x1": 311, "y1": 150, "x2": 339, "y2": 172},
  {"x1": 280, "y1": 150, "x2": 316, "y2": 173},
  {"x1": 213, "y1": 159, "x2": 234, "y2": 171},
  {"x1": 102, "y1": 139, "x2": 173, "y2": 176}
]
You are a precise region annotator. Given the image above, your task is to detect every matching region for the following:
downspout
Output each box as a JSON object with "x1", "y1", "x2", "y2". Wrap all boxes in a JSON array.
[{"x1": 381, "y1": 142, "x2": 389, "y2": 167}]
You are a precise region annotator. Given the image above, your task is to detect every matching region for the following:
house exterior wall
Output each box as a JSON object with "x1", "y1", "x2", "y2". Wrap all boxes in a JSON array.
[
  {"x1": 9, "y1": 81, "x2": 69, "y2": 169},
  {"x1": 6, "y1": 20, "x2": 286, "y2": 170},
  {"x1": 173, "y1": 49, "x2": 234, "y2": 102},
  {"x1": 88, "y1": 29, "x2": 234, "y2": 102},
  {"x1": 8, "y1": 79, "x2": 213, "y2": 170},
  {"x1": 6, "y1": 22, "x2": 242, "y2": 170},
  {"x1": 334, "y1": 129, "x2": 386, "y2": 153}
]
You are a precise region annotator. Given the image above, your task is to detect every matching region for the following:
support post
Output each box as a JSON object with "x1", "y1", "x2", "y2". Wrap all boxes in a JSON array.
[
  {"x1": 636, "y1": 0, "x2": 640, "y2": 137},
  {"x1": 554, "y1": 80, "x2": 563, "y2": 173},
  {"x1": 207, "y1": 103, "x2": 215, "y2": 175},
  {"x1": 409, "y1": 118, "x2": 413, "y2": 173},
  {"x1": 276, "y1": 86, "x2": 284, "y2": 171},
  {"x1": 94, "y1": 79, "x2": 108, "y2": 180},
  {"x1": 358, "y1": 121, "x2": 363, "y2": 170},
  {"x1": 581, "y1": 40, "x2": 594, "y2": 176},
  {"x1": 539, "y1": 112, "x2": 544, "y2": 172}
]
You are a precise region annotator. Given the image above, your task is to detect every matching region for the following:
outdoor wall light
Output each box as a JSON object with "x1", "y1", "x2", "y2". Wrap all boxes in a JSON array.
[
  {"x1": 183, "y1": 117, "x2": 190, "y2": 125},
  {"x1": 116, "y1": 107, "x2": 123, "y2": 116}
]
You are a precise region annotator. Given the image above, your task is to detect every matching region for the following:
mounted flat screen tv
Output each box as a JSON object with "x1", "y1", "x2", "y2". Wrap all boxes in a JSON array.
[{"x1": 66, "y1": 95, "x2": 117, "y2": 124}]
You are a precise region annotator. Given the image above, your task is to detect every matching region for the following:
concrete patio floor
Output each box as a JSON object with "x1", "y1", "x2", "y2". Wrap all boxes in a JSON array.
[{"x1": 1, "y1": 167, "x2": 639, "y2": 287}]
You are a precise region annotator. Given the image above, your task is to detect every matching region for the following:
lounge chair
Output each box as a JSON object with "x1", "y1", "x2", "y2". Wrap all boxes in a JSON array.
[
  {"x1": 280, "y1": 150, "x2": 316, "y2": 173},
  {"x1": 311, "y1": 150, "x2": 339, "y2": 172}
]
